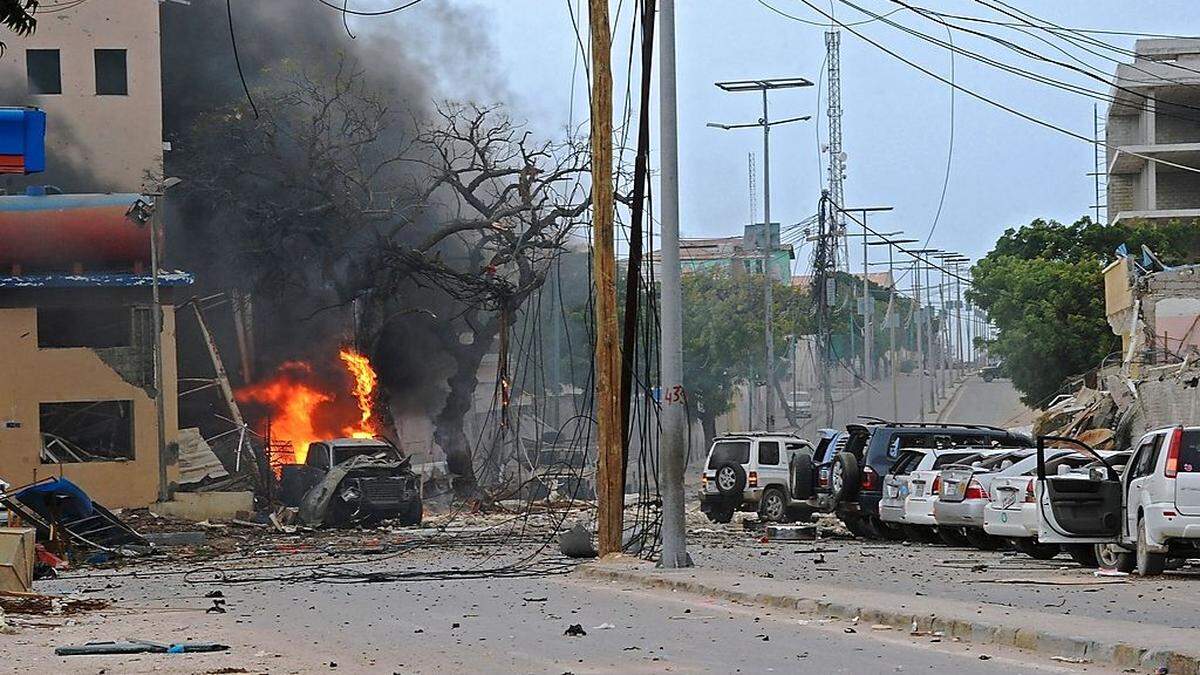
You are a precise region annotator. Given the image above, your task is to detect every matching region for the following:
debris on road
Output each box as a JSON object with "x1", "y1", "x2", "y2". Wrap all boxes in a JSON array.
[
  {"x1": 54, "y1": 640, "x2": 230, "y2": 656},
  {"x1": 563, "y1": 624, "x2": 587, "y2": 637}
]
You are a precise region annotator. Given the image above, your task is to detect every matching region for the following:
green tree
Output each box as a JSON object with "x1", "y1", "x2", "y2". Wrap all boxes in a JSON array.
[
  {"x1": 968, "y1": 216, "x2": 1200, "y2": 406},
  {"x1": 682, "y1": 270, "x2": 811, "y2": 446}
]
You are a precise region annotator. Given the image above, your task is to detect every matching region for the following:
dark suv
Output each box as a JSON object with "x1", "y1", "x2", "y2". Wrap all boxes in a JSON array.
[{"x1": 819, "y1": 420, "x2": 1033, "y2": 538}]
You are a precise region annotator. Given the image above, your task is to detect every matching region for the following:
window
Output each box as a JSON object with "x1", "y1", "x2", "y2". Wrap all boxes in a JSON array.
[
  {"x1": 932, "y1": 452, "x2": 979, "y2": 469},
  {"x1": 305, "y1": 443, "x2": 330, "y2": 470},
  {"x1": 94, "y1": 49, "x2": 127, "y2": 95},
  {"x1": 38, "y1": 306, "x2": 139, "y2": 348},
  {"x1": 890, "y1": 450, "x2": 925, "y2": 475},
  {"x1": 707, "y1": 441, "x2": 750, "y2": 468},
  {"x1": 1131, "y1": 435, "x2": 1163, "y2": 479},
  {"x1": 757, "y1": 441, "x2": 780, "y2": 466},
  {"x1": 26, "y1": 49, "x2": 61, "y2": 95},
  {"x1": 1179, "y1": 430, "x2": 1200, "y2": 474},
  {"x1": 40, "y1": 401, "x2": 134, "y2": 463}
]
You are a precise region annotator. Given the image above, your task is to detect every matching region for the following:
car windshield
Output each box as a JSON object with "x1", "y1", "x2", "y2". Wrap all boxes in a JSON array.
[
  {"x1": 333, "y1": 444, "x2": 398, "y2": 464},
  {"x1": 931, "y1": 452, "x2": 979, "y2": 469},
  {"x1": 708, "y1": 441, "x2": 750, "y2": 467}
]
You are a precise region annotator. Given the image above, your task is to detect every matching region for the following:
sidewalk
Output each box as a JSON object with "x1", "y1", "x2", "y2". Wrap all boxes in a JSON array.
[{"x1": 576, "y1": 560, "x2": 1200, "y2": 673}]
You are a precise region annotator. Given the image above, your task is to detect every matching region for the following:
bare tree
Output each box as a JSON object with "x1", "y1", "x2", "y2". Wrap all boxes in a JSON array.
[{"x1": 176, "y1": 60, "x2": 589, "y2": 499}]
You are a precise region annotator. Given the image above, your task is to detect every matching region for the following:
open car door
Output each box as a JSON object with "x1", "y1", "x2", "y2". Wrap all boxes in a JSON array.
[{"x1": 1034, "y1": 435, "x2": 1123, "y2": 545}]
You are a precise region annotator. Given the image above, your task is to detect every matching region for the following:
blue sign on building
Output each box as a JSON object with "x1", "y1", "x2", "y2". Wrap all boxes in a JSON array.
[{"x1": 0, "y1": 107, "x2": 46, "y2": 174}]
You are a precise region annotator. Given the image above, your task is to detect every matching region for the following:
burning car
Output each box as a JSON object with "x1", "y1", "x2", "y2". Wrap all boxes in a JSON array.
[{"x1": 289, "y1": 437, "x2": 423, "y2": 527}]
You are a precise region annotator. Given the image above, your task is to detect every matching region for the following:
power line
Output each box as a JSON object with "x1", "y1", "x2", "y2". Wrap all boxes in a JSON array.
[
  {"x1": 312, "y1": 0, "x2": 427, "y2": 16},
  {"x1": 225, "y1": 0, "x2": 258, "y2": 119},
  {"x1": 784, "y1": 0, "x2": 1200, "y2": 176},
  {"x1": 755, "y1": 0, "x2": 902, "y2": 27}
]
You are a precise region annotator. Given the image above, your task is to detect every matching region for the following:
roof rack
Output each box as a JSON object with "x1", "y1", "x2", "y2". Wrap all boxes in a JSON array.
[
  {"x1": 717, "y1": 431, "x2": 805, "y2": 439},
  {"x1": 856, "y1": 420, "x2": 1014, "y2": 433}
]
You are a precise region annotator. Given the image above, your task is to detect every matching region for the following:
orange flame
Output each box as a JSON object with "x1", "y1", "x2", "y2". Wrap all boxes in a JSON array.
[
  {"x1": 339, "y1": 347, "x2": 379, "y2": 439},
  {"x1": 234, "y1": 349, "x2": 381, "y2": 471}
]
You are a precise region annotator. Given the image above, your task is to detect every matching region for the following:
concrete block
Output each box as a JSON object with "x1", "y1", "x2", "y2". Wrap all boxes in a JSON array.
[
  {"x1": 766, "y1": 524, "x2": 816, "y2": 541},
  {"x1": 154, "y1": 491, "x2": 254, "y2": 522}
]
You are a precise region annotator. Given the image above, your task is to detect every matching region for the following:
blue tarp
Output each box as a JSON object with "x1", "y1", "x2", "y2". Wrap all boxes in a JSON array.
[{"x1": 13, "y1": 477, "x2": 94, "y2": 522}]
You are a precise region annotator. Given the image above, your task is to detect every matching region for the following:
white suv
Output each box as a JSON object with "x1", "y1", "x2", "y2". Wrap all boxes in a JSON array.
[
  {"x1": 1035, "y1": 427, "x2": 1200, "y2": 575},
  {"x1": 700, "y1": 433, "x2": 813, "y2": 524}
]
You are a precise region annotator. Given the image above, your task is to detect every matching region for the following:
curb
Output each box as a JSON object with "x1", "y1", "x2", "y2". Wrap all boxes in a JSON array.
[{"x1": 575, "y1": 564, "x2": 1200, "y2": 674}]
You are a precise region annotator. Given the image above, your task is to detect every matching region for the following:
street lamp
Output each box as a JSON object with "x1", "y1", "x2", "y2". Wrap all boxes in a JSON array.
[
  {"x1": 709, "y1": 76, "x2": 812, "y2": 431},
  {"x1": 137, "y1": 177, "x2": 183, "y2": 503}
]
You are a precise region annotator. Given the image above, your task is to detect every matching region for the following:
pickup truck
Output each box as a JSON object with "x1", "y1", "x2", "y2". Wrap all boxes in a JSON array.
[{"x1": 282, "y1": 437, "x2": 423, "y2": 527}]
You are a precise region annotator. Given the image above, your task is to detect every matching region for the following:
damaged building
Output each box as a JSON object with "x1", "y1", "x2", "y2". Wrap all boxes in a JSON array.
[
  {"x1": 0, "y1": 192, "x2": 191, "y2": 508},
  {"x1": 0, "y1": 1, "x2": 189, "y2": 509}
]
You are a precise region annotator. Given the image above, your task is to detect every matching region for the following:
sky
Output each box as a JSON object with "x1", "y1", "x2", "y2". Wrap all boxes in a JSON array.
[{"x1": 353, "y1": 0, "x2": 1199, "y2": 276}]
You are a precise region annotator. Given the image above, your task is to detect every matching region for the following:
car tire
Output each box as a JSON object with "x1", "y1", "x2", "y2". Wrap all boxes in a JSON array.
[
  {"x1": 962, "y1": 527, "x2": 1002, "y2": 550},
  {"x1": 707, "y1": 505, "x2": 735, "y2": 524},
  {"x1": 1136, "y1": 518, "x2": 1166, "y2": 576},
  {"x1": 982, "y1": 373, "x2": 994, "y2": 382},
  {"x1": 1012, "y1": 538, "x2": 1060, "y2": 560},
  {"x1": 789, "y1": 454, "x2": 815, "y2": 500},
  {"x1": 713, "y1": 462, "x2": 747, "y2": 498},
  {"x1": 1095, "y1": 543, "x2": 1134, "y2": 572},
  {"x1": 1063, "y1": 543, "x2": 1099, "y2": 568},
  {"x1": 830, "y1": 452, "x2": 860, "y2": 504},
  {"x1": 935, "y1": 526, "x2": 969, "y2": 547},
  {"x1": 759, "y1": 487, "x2": 791, "y2": 523}
]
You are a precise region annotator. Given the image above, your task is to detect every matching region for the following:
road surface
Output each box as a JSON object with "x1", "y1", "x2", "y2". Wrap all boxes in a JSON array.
[{"x1": 11, "y1": 554, "x2": 1114, "y2": 673}]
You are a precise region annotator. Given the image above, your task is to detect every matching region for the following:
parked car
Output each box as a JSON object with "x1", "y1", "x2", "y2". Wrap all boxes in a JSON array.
[
  {"x1": 878, "y1": 447, "x2": 985, "y2": 541},
  {"x1": 985, "y1": 451, "x2": 1130, "y2": 559},
  {"x1": 288, "y1": 437, "x2": 423, "y2": 527},
  {"x1": 934, "y1": 448, "x2": 1050, "y2": 550},
  {"x1": 787, "y1": 391, "x2": 813, "y2": 419},
  {"x1": 1035, "y1": 427, "x2": 1200, "y2": 575},
  {"x1": 700, "y1": 433, "x2": 814, "y2": 524},
  {"x1": 980, "y1": 361, "x2": 1006, "y2": 382},
  {"x1": 903, "y1": 447, "x2": 1012, "y2": 546},
  {"x1": 829, "y1": 420, "x2": 1034, "y2": 539},
  {"x1": 789, "y1": 428, "x2": 842, "y2": 514}
]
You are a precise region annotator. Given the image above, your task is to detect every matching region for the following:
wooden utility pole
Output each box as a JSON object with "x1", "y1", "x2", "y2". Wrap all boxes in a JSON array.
[{"x1": 588, "y1": 0, "x2": 622, "y2": 556}]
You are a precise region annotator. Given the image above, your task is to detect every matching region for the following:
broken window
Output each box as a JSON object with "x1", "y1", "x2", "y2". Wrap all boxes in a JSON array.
[
  {"x1": 37, "y1": 306, "x2": 147, "y2": 349},
  {"x1": 94, "y1": 49, "x2": 127, "y2": 95},
  {"x1": 26, "y1": 49, "x2": 61, "y2": 95},
  {"x1": 40, "y1": 401, "x2": 134, "y2": 464}
]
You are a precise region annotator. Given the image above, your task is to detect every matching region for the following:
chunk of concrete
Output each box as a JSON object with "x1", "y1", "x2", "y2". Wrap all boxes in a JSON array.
[
  {"x1": 154, "y1": 492, "x2": 254, "y2": 522},
  {"x1": 766, "y1": 524, "x2": 817, "y2": 541}
]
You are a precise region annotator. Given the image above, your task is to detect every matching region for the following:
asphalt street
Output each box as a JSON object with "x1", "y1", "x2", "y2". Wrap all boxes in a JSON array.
[{"x1": 10, "y1": 551, "x2": 1118, "y2": 674}]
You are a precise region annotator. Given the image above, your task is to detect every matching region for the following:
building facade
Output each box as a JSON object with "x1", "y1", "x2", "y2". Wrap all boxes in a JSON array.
[
  {"x1": 1106, "y1": 39, "x2": 1200, "y2": 225},
  {"x1": 0, "y1": 0, "x2": 163, "y2": 193},
  {"x1": 652, "y1": 222, "x2": 795, "y2": 281}
]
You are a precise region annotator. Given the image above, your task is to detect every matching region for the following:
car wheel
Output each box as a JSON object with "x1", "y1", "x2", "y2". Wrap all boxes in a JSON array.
[
  {"x1": 759, "y1": 487, "x2": 790, "y2": 523},
  {"x1": 982, "y1": 373, "x2": 994, "y2": 382},
  {"x1": 1012, "y1": 538, "x2": 1060, "y2": 560},
  {"x1": 789, "y1": 454, "x2": 815, "y2": 500},
  {"x1": 707, "y1": 505, "x2": 735, "y2": 524},
  {"x1": 935, "y1": 526, "x2": 969, "y2": 547},
  {"x1": 1136, "y1": 518, "x2": 1166, "y2": 576},
  {"x1": 830, "y1": 452, "x2": 860, "y2": 503},
  {"x1": 962, "y1": 527, "x2": 1002, "y2": 550},
  {"x1": 1063, "y1": 543, "x2": 1098, "y2": 568},
  {"x1": 714, "y1": 462, "x2": 747, "y2": 498},
  {"x1": 1095, "y1": 543, "x2": 1134, "y2": 572}
]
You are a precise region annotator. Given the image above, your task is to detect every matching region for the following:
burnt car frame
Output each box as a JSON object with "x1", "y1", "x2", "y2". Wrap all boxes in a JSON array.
[{"x1": 288, "y1": 437, "x2": 423, "y2": 527}]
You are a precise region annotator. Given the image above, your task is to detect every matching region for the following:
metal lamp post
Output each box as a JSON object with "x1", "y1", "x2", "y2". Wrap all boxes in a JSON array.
[{"x1": 708, "y1": 77, "x2": 812, "y2": 430}]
